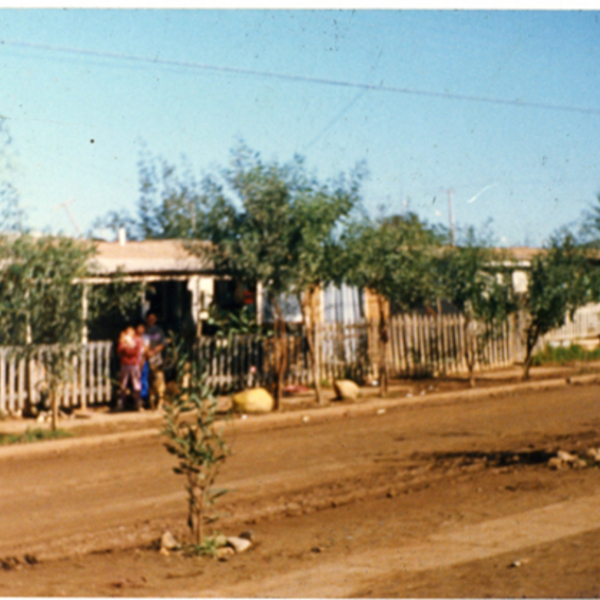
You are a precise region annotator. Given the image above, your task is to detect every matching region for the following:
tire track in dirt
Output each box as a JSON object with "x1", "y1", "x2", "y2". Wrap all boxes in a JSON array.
[{"x1": 200, "y1": 493, "x2": 600, "y2": 598}]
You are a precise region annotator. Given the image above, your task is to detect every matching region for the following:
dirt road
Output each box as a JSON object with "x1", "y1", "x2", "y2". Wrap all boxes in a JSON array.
[{"x1": 2, "y1": 382, "x2": 600, "y2": 596}]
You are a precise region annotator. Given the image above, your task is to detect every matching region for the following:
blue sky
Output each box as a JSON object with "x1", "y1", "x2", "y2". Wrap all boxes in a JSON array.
[{"x1": 0, "y1": 9, "x2": 599, "y2": 245}]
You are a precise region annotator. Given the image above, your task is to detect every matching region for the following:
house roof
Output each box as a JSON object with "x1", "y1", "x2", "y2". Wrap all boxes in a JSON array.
[{"x1": 91, "y1": 239, "x2": 213, "y2": 276}]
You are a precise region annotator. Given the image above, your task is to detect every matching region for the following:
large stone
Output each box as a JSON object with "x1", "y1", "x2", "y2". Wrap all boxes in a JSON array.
[
  {"x1": 232, "y1": 388, "x2": 274, "y2": 414},
  {"x1": 333, "y1": 379, "x2": 361, "y2": 401}
]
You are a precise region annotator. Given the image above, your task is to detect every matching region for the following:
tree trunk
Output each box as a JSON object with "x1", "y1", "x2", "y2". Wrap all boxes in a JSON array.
[
  {"x1": 270, "y1": 297, "x2": 287, "y2": 410},
  {"x1": 50, "y1": 388, "x2": 58, "y2": 432},
  {"x1": 464, "y1": 316, "x2": 476, "y2": 388},
  {"x1": 299, "y1": 291, "x2": 323, "y2": 405},
  {"x1": 378, "y1": 297, "x2": 389, "y2": 397},
  {"x1": 522, "y1": 325, "x2": 539, "y2": 381}
]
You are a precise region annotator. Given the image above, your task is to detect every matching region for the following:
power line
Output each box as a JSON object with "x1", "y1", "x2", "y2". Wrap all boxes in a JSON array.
[{"x1": 2, "y1": 39, "x2": 600, "y2": 117}]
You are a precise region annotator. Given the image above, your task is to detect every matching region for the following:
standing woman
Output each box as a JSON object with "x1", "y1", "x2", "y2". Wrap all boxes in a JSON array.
[{"x1": 117, "y1": 325, "x2": 144, "y2": 411}]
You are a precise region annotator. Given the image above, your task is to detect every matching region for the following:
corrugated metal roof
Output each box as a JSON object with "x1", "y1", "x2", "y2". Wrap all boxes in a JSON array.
[{"x1": 91, "y1": 240, "x2": 213, "y2": 275}]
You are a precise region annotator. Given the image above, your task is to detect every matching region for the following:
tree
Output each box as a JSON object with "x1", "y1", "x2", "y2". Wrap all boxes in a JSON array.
[
  {"x1": 343, "y1": 213, "x2": 443, "y2": 396},
  {"x1": 162, "y1": 347, "x2": 230, "y2": 549},
  {"x1": 288, "y1": 166, "x2": 364, "y2": 404},
  {"x1": 437, "y1": 227, "x2": 517, "y2": 387},
  {"x1": 93, "y1": 150, "x2": 210, "y2": 241},
  {"x1": 0, "y1": 234, "x2": 96, "y2": 429},
  {"x1": 189, "y1": 144, "x2": 364, "y2": 407},
  {"x1": 519, "y1": 230, "x2": 598, "y2": 380}
]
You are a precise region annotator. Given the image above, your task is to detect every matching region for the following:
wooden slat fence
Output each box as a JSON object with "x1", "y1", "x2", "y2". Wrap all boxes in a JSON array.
[
  {"x1": 538, "y1": 303, "x2": 600, "y2": 348},
  {"x1": 0, "y1": 341, "x2": 112, "y2": 415},
  {"x1": 196, "y1": 313, "x2": 518, "y2": 393}
]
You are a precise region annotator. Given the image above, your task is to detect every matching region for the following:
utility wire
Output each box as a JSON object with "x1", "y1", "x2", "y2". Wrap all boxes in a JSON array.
[{"x1": 2, "y1": 39, "x2": 600, "y2": 117}]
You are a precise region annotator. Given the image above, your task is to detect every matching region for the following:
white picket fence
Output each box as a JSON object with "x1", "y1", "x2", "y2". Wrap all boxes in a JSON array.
[
  {"x1": 196, "y1": 313, "x2": 517, "y2": 392},
  {"x1": 538, "y1": 303, "x2": 600, "y2": 349},
  {"x1": 0, "y1": 341, "x2": 112, "y2": 415},
  {"x1": 2, "y1": 304, "x2": 598, "y2": 414}
]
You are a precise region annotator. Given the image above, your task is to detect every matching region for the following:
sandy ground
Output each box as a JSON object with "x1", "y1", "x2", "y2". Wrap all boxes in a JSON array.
[{"x1": 2, "y1": 375, "x2": 600, "y2": 597}]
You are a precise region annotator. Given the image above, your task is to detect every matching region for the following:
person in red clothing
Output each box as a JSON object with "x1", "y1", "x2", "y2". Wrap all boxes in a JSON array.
[{"x1": 116, "y1": 325, "x2": 144, "y2": 411}]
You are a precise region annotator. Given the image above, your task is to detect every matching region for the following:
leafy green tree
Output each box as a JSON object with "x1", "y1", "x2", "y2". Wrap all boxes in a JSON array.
[
  {"x1": 0, "y1": 234, "x2": 96, "y2": 429},
  {"x1": 437, "y1": 227, "x2": 517, "y2": 387},
  {"x1": 519, "y1": 230, "x2": 598, "y2": 380},
  {"x1": 343, "y1": 213, "x2": 443, "y2": 396},
  {"x1": 289, "y1": 167, "x2": 364, "y2": 404},
  {"x1": 190, "y1": 144, "x2": 364, "y2": 407}
]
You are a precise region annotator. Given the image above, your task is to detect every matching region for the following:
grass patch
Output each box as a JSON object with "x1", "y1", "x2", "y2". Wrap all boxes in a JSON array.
[
  {"x1": 532, "y1": 343, "x2": 600, "y2": 366},
  {"x1": 0, "y1": 427, "x2": 73, "y2": 446}
]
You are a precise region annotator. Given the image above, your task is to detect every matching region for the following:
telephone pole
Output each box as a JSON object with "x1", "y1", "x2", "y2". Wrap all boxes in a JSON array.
[{"x1": 446, "y1": 188, "x2": 455, "y2": 246}]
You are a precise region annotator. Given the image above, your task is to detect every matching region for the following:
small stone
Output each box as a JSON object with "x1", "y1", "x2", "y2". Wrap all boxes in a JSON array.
[
  {"x1": 509, "y1": 560, "x2": 522, "y2": 568},
  {"x1": 216, "y1": 546, "x2": 235, "y2": 561},
  {"x1": 386, "y1": 489, "x2": 396, "y2": 498},
  {"x1": 213, "y1": 534, "x2": 228, "y2": 548},
  {"x1": 548, "y1": 457, "x2": 563, "y2": 470},
  {"x1": 159, "y1": 547, "x2": 170, "y2": 556},
  {"x1": 557, "y1": 450, "x2": 577, "y2": 463},
  {"x1": 238, "y1": 530, "x2": 254, "y2": 541},
  {"x1": 160, "y1": 531, "x2": 180, "y2": 551},
  {"x1": 227, "y1": 536, "x2": 252, "y2": 553},
  {"x1": 576, "y1": 459, "x2": 588, "y2": 469},
  {"x1": 586, "y1": 448, "x2": 600, "y2": 461},
  {"x1": 302, "y1": 415, "x2": 310, "y2": 423},
  {"x1": 311, "y1": 546, "x2": 323, "y2": 553},
  {"x1": 376, "y1": 408, "x2": 386, "y2": 415}
]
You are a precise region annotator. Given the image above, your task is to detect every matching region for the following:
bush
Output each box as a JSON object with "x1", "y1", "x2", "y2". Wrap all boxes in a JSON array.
[{"x1": 531, "y1": 343, "x2": 600, "y2": 366}]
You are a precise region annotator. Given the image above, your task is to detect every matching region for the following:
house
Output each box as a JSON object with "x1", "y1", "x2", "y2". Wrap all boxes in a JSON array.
[{"x1": 85, "y1": 238, "x2": 241, "y2": 341}]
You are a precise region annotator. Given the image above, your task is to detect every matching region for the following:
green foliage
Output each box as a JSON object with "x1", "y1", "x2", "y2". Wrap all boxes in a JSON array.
[
  {"x1": 0, "y1": 233, "x2": 97, "y2": 429},
  {"x1": 531, "y1": 343, "x2": 600, "y2": 366},
  {"x1": 207, "y1": 305, "x2": 265, "y2": 340},
  {"x1": 185, "y1": 534, "x2": 228, "y2": 558},
  {"x1": 343, "y1": 213, "x2": 443, "y2": 313},
  {"x1": 437, "y1": 226, "x2": 517, "y2": 384},
  {"x1": 519, "y1": 230, "x2": 599, "y2": 379},
  {"x1": 162, "y1": 348, "x2": 230, "y2": 546},
  {"x1": 0, "y1": 234, "x2": 95, "y2": 346},
  {"x1": 438, "y1": 227, "x2": 517, "y2": 325},
  {"x1": 0, "y1": 427, "x2": 72, "y2": 445},
  {"x1": 87, "y1": 272, "x2": 146, "y2": 325}
]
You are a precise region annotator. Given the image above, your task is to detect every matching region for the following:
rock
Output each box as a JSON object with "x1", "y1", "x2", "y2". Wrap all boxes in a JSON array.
[
  {"x1": 238, "y1": 530, "x2": 254, "y2": 541},
  {"x1": 227, "y1": 536, "x2": 252, "y2": 553},
  {"x1": 216, "y1": 546, "x2": 235, "y2": 561},
  {"x1": 217, "y1": 396, "x2": 233, "y2": 414},
  {"x1": 586, "y1": 448, "x2": 600, "y2": 461},
  {"x1": 548, "y1": 457, "x2": 563, "y2": 470},
  {"x1": 159, "y1": 547, "x2": 170, "y2": 556},
  {"x1": 576, "y1": 459, "x2": 588, "y2": 469},
  {"x1": 376, "y1": 408, "x2": 386, "y2": 415},
  {"x1": 557, "y1": 450, "x2": 577, "y2": 463},
  {"x1": 333, "y1": 380, "x2": 361, "y2": 401},
  {"x1": 232, "y1": 388, "x2": 274, "y2": 414},
  {"x1": 160, "y1": 531, "x2": 180, "y2": 551}
]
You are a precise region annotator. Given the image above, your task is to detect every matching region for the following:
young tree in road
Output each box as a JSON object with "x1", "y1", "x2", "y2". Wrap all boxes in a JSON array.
[
  {"x1": 343, "y1": 213, "x2": 443, "y2": 396},
  {"x1": 519, "y1": 231, "x2": 598, "y2": 380},
  {"x1": 437, "y1": 227, "x2": 517, "y2": 387}
]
